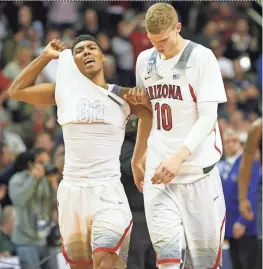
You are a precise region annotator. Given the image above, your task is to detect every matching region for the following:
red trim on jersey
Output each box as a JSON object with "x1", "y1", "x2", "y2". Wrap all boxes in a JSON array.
[
  {"x1": 61, "y1": 238, "x2": 93, "y2": 265},
  {"x1": 157, "y1": 258, "x2": 181, "y2": 265},
  {"x1": 189, "y1": 84, "x2": 197, "y2": 103},
  {"x1": 92, "y1": 220, "x2": 132, "y2": 254},
  {"x1": 213, "y1": 128, "x2": 222, "y2": 155},
  {"x1": 208, "y1": 214, "x2": 226, "y2": 269}
]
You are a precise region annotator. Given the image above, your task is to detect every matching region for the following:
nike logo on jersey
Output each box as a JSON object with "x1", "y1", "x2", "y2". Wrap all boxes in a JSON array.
[
  {"x1": 145, "y1": 76, "x2": 151, "y2": 80},
  {"x1": 173, "y1": 74, "x2": 180, "y2": 80},
  {"x1": 213, "y1": 196, "x2": 219, "y2": 201}
]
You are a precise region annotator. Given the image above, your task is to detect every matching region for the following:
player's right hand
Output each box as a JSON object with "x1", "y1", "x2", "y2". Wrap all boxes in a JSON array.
[
  {"x1": 132, "y1": 164, "x2": 145, "y2": 193},
  {"x1": 30, "y1": 163, "x2": 45, "y2": 180},
  {"x1": 42, "y1": 39, "x2": 67, "y2": 60},
  {"x1": 239, "y1": 198, "x2": 254, "y2": 221}
]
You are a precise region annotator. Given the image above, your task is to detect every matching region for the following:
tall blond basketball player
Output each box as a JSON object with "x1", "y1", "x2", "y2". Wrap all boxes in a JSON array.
[
  {"x1": 128, "y1": 3, "x2": 227, "y2": 269},
  {"x1": 7, "y1": 36, "x2": 152, "y2": 269}
]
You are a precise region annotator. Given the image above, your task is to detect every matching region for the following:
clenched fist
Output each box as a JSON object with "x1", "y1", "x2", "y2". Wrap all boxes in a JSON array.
[{"x1": 42, "y1": 39, "x2": 68, "y2": 60}]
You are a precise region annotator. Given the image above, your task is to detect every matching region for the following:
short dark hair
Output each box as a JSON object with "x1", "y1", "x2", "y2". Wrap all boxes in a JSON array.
[
  {"x1": 71, "y1": 34, "x2": 102, "y2": 53},
  {"x1": 27, "y1": 148, "x2": 48, "y2": 163}
]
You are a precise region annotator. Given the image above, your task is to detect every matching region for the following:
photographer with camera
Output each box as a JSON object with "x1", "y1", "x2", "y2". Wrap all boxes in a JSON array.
[{"x1": 8, "y1": 148, "x2": 59, "y2": 269}]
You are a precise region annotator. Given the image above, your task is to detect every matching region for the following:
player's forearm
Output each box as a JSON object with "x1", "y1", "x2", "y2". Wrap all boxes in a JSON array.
[
  {"x1": 131, "y1": 118, "x2": 152, "y2": 166},
  {"x1": 177, "y1": 103, "x2": 218, "y2": 160},
  {"x1": 8, "y1": 53, "x2": 51, "y2": 97},
  {"x1": 239, "y1": 155, "x2": 253, "y2": 200},
  {"x1": 239, "y1": 119, "x2": 261, "y2": 199}
]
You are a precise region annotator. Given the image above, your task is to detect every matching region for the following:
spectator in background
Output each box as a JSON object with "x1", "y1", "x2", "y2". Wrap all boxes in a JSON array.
[
  {"x1": 34, "y1": 131, "x2": 55, "y2": 157},
  {"x1": 129, "y1": 14, "x2": 152, "y2": 69},
  {"x1": 224, "y1": 18, "x2": 259, "y2": 63},
  {"x1": 218, "y1": 129, "x2": 261, "y2": 269},
  {"x1": 3, "y1": 45, "x2": 32, "y2": 80},
  {"x1": 9, "y1": 148, "x2": 59, "y2": 269},
  {"x1": 46, "y1": 2, "x2": 79, "y2": 30},
  {"x1": 0, "y1": 151, "x2": 31, "y2": 207},
  {"x1": 0, "y1": 205, "x2": 16, "y2": 257},
  {"x1": 212, "y1": 3, "x2": 238, "y2": 43},
  {"x1": 112, "y1": 15, "x2": 144, "y2": 87},
  {"x1": 197, "y1": 20, "x2": 219, "y2": 48},
  {"x1": 0, "y1": 142, "x2": 13, "y2": 171},
  {"x1": 17, "y1": 5, "x2": 44, "y2": 43},
  {"x1": 103, "y1": 54, "x2": 119, "y2": 84},
  {"x1": 77, "y1": 9, "x2": 100, "y2": 37},
  {"x1": 210, "y1": 39, "x2": 234, "y2": 79}
]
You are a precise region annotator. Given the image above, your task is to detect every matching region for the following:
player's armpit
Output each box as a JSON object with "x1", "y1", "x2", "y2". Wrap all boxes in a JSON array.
[{"x1": 8, "y1": 83, "x2": 56, "y2": 106}]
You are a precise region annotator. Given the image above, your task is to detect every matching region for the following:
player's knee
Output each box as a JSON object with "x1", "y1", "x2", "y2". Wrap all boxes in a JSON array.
[
  {"x1": 95, "y1": 260, "x2": 113, "y2": 269},
  {"x1": 93, "y1": 252, "x2": 117, "y2": 269}
]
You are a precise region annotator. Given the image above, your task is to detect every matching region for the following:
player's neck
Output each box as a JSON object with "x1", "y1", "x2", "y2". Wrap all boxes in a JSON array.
[
  {"x1": 161, "y1": 35, "x2": 186, "y2": 60},
  {"x1": 90, "y1": 72, "x2": 108, "y2": 89}
]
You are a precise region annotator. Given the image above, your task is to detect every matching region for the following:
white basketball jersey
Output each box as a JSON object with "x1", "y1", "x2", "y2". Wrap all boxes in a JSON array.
[
  {"x1": 55, "y1": 49, "x2": 130, "y2": 185},
  {"x1": 136, "y1": 41, "x2": 227, "y2": 183}
]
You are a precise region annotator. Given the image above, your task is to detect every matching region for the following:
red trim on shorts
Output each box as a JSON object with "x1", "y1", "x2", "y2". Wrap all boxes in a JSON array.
[
  {"x1": 208, "y1": 214, "x2": 226, "y2": 269},
  {"x1": 189, "y1": 84, "x2": 197, "y2": 103},
  {"x1": 93, "y1": 220, "x2": 133, "y2": 254},
  {"x1": 213, "y1": 128, "x2": 222, "y2": 155},
  {"x1": 61, "y1": 238, "x2": 93, "y2": 265},
  {"x1": 157, "y1": 258, "x2": 181, "y2": 265}
]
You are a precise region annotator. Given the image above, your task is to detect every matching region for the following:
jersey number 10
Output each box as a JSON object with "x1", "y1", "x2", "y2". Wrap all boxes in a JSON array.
[{"x1": 155, "y1": 102, "x2": 172, "y2": 131}]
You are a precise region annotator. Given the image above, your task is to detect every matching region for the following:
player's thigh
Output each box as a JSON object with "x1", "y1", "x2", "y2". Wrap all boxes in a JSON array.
[
  {"x1": 57, "y1": 180, "x2": 93, "y2": 265},
  {"x1": 92, "y1": 181, "x2": 132, "y2": 268},
  {"x1": 180, "y1": 168, "x2": 226, "y2": 269},
  {"x1": 143, "y1": 181, "x2": 184, "y2": 265}
]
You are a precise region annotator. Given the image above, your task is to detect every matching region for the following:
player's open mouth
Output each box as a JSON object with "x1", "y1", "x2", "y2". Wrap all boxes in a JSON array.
[{"x1": 84, "y1": 59, "x2": 95, "y2": 65}]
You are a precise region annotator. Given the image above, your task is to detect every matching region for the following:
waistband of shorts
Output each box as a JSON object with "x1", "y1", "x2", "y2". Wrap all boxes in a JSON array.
[
  {"x1": 62, "y1": 177, "x2": 120, "y2": 187},
  {"x1": 178, "y1": 163, "x2": 216, "y2": 175}
]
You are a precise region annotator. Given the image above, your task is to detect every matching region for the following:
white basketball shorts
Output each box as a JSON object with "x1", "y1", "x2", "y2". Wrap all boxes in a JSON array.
[
  {"x1": 143, "y1": 167, "x2": 226, "y2": 269},
  {"x1": 57, "y1": 179, "x2": 132, "y2": 268}
]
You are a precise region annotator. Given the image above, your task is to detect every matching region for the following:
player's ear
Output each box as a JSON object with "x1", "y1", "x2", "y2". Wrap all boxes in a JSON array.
[
  {"x1": 103, "y1": 54, "x2": 107, "y2": 63},
  {"x1": 175, "y1": 22, "x2": 182, "y2": 33}
]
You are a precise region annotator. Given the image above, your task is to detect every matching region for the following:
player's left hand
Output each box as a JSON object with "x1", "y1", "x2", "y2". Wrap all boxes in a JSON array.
[
  {"x1": 233, "y1": 222, "x2": 246, "y2": 239},
  {"x1": 123, "y1": 87, "x2": 148, "y2": 105},
  {"x1": 151, "y1": 154, "x2": 184, "y2": 184}
]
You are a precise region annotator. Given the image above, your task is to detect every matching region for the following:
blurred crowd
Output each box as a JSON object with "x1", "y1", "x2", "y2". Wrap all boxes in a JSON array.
[{"x1": 0, "y1": 1, "x2": 261, "y2": 269}]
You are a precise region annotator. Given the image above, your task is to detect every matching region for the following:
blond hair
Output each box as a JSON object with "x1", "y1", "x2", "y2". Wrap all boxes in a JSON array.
[
  {"x1": 223, "y1": 128, "x2": 241, "y2": 141},
  {"x1": 145, "y1": 3, "x2": 178, "y2": 34},
  {"x1": 0, "y1": 206, "x2": 15, "y2": 226}
]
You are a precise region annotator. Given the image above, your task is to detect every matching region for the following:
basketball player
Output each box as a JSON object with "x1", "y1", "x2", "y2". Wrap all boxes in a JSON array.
[
  {"x1": 127, "y1": 3, "x2": 227, "y2": 269},
  {"x1": 239, "y1": 118, "x2": 262, "y2": 269},
  {"x1": 7, "y1": 36, "x2": 152, "y2": 269}
]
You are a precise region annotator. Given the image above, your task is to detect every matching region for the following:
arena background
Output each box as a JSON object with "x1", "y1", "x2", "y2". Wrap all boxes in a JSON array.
[{"x1": 0, "y1": 1, "x2": 262, "y2": 269}]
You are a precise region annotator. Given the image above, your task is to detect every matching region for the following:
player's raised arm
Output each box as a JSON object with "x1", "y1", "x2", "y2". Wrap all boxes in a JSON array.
[
  {"x1": 7, "y1": 39, "x2": 67, "y2": 106},
  {"x1": 239, "y1": 118, "x2": 262, "y2": 220}
]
